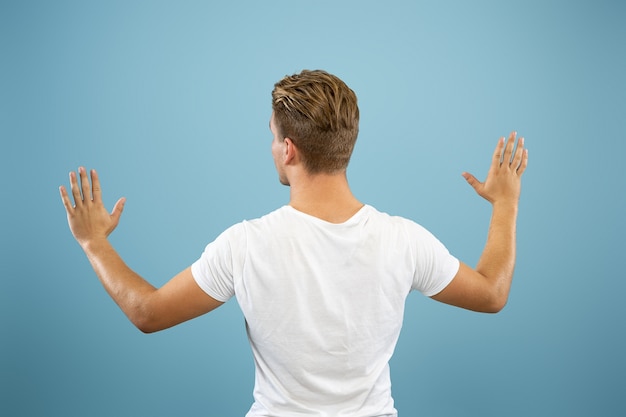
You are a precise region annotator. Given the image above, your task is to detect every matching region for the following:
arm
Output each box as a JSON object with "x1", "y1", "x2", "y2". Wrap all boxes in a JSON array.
[
  {"x1": 431, "y1": 132, "x2": 528, "y2": 313},
  {"x1": 60, "y1": 167, "x2": 223, "y2": 333}
]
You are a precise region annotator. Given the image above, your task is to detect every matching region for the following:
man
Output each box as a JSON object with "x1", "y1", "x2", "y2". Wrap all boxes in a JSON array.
[{"x1": 60, "y1": 69, "x2": 528, "y2": 416}]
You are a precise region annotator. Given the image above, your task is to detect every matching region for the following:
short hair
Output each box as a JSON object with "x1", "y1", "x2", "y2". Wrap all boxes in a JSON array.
[{"x1": 272, "y1": 70, "x2": 360, "y2": 173}]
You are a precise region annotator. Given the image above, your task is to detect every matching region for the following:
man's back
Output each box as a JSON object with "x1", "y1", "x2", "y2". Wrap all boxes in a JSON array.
[
  {"x1": 60, "y1": 69, "x2": 527, "y2": 415},
  {"x1": 192, "y1": 205, "x2": 458, "y2": 416}
]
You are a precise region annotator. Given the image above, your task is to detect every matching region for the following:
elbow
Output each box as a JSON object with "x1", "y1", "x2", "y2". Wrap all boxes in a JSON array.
[
  {"x1": 483, "y1": 304, "x2": 505, "y2": 314},
  {"x1": 128, "y1": 306, "x2": 164, "y2": 334},
  {"x1": 130, "y1": 315, "x2": 154, "y2": 333},
  {"x1": 136, "y1": 322, "x2": 159, "y2": 334},
  {"x1": 483, "y1": 294, "x2": 509, "y2": 314},
  {"x1": 480, "y1": 278, "x2": 512, "y2": 313},
  {"x1": 132, "y1": 312, "x2": 168, "y2": 333}
]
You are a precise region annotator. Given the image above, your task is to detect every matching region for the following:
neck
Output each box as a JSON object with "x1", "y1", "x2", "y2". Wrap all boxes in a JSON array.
[{"x1": 287, "y1": 170, "x2": 363, "y2": 224}]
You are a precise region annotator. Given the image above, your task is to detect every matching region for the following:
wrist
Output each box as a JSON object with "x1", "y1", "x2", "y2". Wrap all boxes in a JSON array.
[
  {"x1": 492, "y1": 200, "x2": 519, "y2": 213},
  {"x1": 80, "y1": 237, "x2": 111, "y2": 254}
]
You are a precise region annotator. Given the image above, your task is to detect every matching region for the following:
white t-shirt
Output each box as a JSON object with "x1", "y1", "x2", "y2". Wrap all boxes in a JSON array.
[{"x1": 191, "y1": 205, "x2": 459, "y2": 417}]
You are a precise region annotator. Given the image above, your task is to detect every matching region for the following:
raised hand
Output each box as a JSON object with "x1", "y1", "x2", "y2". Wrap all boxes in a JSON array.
[
  {"x1": 462, "y1": 132, "x2": 528, "y2": 207},
  {"x1": 59, "y1": 167, "x2": 125, "y2": 247}
]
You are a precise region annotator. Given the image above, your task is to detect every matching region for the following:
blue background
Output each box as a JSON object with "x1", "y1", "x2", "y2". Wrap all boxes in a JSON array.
[{"x1": 1, "y1": 1, "x2": 625, "y2": 416}]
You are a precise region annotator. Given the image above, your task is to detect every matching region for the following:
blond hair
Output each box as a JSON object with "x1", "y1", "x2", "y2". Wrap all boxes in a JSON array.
[{"x1": 272, "y1": 70, "x2": 360, "y2": 173}]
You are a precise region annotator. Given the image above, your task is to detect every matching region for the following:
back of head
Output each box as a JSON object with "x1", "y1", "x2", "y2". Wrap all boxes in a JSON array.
[{"x1": 272, "y1": 70, "x2": 360, "y2": 174}]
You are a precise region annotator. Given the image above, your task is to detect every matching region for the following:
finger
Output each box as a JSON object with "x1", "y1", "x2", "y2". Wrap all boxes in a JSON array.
[
  {"x1": 91, "y1": 169, "x2": 102, "y2": 203},
  {"x1": 69, "y1": 170, "x2": 83, "y2": 206},
  {"x1": 79, "y1": 167, "x2": 92, "y2": 202},
  {"x1": 511, "y1": 137, "x2": 525, "y2": 170},
  {"x1": 491, "y1": 136, "x2": 505, "y2": 166},
  {"x1": 517, "y1": 148, "x2": 529, "y2": 176},
  {"x1": 59, "y1": 185, "x2": 75, "y2": 215},
  {"x1": 110, "y1": 197, "x2": 126, "y2": 226},
  {"x1": 462, "y1": 172, "x2": 483, "y2": 193},
  {"x1": 502, "y1": 131, "x2": 517, "y2": 165}
]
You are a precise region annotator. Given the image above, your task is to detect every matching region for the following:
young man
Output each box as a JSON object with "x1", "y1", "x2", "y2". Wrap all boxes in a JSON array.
[{"x1": 60, "y1": 69, "x2": 528, "y2": 416}]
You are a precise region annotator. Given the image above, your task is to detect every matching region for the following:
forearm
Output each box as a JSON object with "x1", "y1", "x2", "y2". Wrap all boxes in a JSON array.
[
  {"x1": 60, "y1": 168, "x2": 217, "y2": 332},
  {"x1": 432, "y1": 134, "x2": 526, "y2": 313},
  {"x1": 475, "y1": 202, "x2": 518, "y2": 307},
  {"x1": 81, "y1": 239, "x2": 157, "y2": 330}
]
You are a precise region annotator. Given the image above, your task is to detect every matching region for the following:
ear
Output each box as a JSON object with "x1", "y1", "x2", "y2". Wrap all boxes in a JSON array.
[{"x1": 283, "y1": 137, "x2": 298, "y2": 165}]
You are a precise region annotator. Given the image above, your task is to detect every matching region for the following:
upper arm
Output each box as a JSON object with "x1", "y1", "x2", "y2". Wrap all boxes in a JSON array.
[
  {"x1": 429, "y1": 262, "x2": 506, "y2": 313},
  {"x1": 139, "y1": 267, "x2": 224, "y2": 333}
]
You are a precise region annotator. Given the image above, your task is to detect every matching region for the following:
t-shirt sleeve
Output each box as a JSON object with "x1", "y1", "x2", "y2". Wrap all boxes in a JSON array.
[
  {"x1": 190, "y1": 224, "x2": 243, "y2": 303},
  {"x1": 407, "y1": 221, "x2": 460, "y2": 297}
]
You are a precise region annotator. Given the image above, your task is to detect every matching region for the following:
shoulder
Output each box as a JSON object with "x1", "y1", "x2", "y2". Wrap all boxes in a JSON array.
[
  {"x1": 241, "y1": 205, "x2": 292, "y2": 231},
  {"x1": 212, "y1": 206, "x2": 295, "y2": 246},
  {"x1": 364, "y1": 206, "x2": 451, "y2": 260},
  {"x1": 364, "y1": 205, "x2": 430, "y2": 234}
]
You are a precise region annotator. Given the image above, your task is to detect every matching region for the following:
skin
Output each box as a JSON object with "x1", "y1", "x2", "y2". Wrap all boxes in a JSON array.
[
  {"x1": 270, "y1": 114, "x2": 364, "y2": 223},
  {"x1": 59, "y1": 115, "x2": 527, "y2": 332},
  {"x1": 432, "y1": 132, "x2": 528, "y2": 312}
]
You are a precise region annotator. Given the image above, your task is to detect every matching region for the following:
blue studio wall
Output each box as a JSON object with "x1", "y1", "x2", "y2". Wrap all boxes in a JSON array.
[{"x1": 1, "y1": 1, "x2": 625, "y2": 416}]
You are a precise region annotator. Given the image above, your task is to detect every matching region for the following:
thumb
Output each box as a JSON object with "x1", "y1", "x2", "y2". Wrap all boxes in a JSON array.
[
  {"x1": 110, "y1": 197, "x2": 126, "y2": 225},
  {"x1": 462, "y1": 172, "x2": 482, "y2": 193}
]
